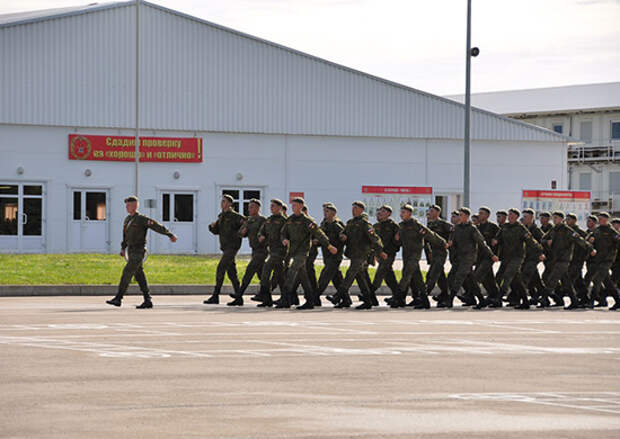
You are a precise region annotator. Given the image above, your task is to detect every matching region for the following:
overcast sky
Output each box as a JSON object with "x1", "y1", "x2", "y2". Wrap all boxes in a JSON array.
[{"x1": 2, "y1": 0, "x2": 619, "y2": 95}]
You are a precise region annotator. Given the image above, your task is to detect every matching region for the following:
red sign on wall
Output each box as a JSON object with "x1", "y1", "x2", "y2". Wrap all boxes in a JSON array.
[
  {"x1": 68, "y1": 134, "x2": 203, "y2": 163},
  {"x1": 522, "y1": 190, "x2": 590, "y2": 200},
  {"x1": 362, "y1": 186, "x2": 433, "y2": 195}
]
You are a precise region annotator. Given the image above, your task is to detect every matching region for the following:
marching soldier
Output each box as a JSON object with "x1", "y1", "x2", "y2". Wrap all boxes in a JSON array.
[
  {"x1": 539, "y1": 211, "x2": 552, "y2": 233},
  {"x1": 564, "y1": 213, "x2": 589, "y2": 307},
  {"x1": 278, "y1": 197, "x2": 336, "y2": 309},
  {"x1": 331, "y1": 201, "x2": 386, "y2": 309},
  {"x1": 106, "y1": 196, "x2": 177, "y2": 309},
  {"x1": 491, "y1": 208, "x2": 544, "y2": 310},
  {"x1": 440, "y1": 207, "x2": 498, "y2": 308},
  {"x1": 496, "y1": 210, "x2": 508, "y2": 227},
  {"x1": 316, "y1": 203, "x2": 345, "y2": 298},
  {"x1": 254, "y1": 199, "x2": 287, "y2": 307},
  {"x1": 204, "y1": 194, "x2": 246, "y2": 305},
  {"x1": 586, "y1": 212, "x2": 620, "y2": 310},
  {"x1": 475, "y1": 206, "x2": 502, "y2": 307},
  {"x1": 582, "y1": 215, "x2": 599, "y2": 304},
  {"x1": 425, "y1": 205, "x2": 452, "y2": 303},
  {"x1": 538, "y1": 211, "x2": 593, "y2": 308},
  {"x1": 517, "y1": 208, "x2": 545, "y2": 305},
  {"x1": 370, "y1": 205, "x2": 401, "y2": 304},
  {"x1": 392, "y1": 204, "x2": 444, "y2": 309},
  {"x1": 234, "y1": 198, "x2": 267, "y2": 306}
]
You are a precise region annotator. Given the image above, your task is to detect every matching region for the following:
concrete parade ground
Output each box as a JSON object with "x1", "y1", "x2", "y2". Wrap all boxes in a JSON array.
[{"x1": 1, "y1": 296, "x2": 619, "y2": 438}]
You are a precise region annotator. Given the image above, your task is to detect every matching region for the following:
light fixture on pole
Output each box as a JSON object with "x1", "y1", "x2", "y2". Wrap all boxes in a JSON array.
[{"x1": 463, "y1": 0, "x2": 479, "y2": 208}]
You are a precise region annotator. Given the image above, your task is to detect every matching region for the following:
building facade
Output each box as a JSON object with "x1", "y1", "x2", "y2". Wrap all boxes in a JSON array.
[
  {"x1": 448, "y1": 82, "x2": 620, "y2": 215},
  {"x1": 1, "y1": 1, "x2": 568, "y2": 254}
]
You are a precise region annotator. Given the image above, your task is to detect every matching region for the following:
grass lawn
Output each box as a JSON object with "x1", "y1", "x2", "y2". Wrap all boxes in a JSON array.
[{"x1": 0, "y1": 254, "x2": 407, "y2": 285}]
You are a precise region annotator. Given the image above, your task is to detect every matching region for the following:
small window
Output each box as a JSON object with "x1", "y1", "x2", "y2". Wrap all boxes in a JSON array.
[
  {"x1": 24, "y1": 185, "x2": 42, "y2": 196},
  {"x1": 0, "y1": 185, "x2": 18, "y2": 195},
  {"x1": 579, "y1": 172, "x2": 592, "y2": 190},
  {"x1": 552, "y1": 124, "x2": 563, "y2": 134},
  {"x1": 580, "y1": 121, "x2": 593, "y2": 143},
  {"x1": 174, "y1": 194, "x2": 193, "y2": 222},
  {"x1": 73, "y1": 192, "x2": 81, "y2": 220},
  {"x1": 612, "y1": 122, "x2": 620, "y2": 140},
  {"x1": 610, "y1": 172, "x2": 620, "y2": 194},
  {"x1": 162, "y1": 193, "x2": 170, "y2": 222},
  {"x1": 85, "y1": 192, "x2": 106, "y2": 221}
]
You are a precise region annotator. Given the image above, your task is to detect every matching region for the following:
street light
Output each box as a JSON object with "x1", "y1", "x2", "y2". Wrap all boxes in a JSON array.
[{"x1": 463, "y1": 0, "x2": 479, "y2": 208}]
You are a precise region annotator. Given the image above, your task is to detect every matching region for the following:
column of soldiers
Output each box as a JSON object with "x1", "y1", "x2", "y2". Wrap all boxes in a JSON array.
[{"x1": 107, "y1": 194, "x2": 620, "y2": 311}]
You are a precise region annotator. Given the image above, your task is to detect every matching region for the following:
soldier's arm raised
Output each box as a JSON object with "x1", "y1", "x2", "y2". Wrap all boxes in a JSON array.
[{"x1": 145, "y1": 216, "x2": 177, "y2": 242}]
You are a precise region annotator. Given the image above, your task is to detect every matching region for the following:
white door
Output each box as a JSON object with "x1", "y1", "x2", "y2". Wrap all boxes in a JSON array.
[
  {"x1": 69, "y1": 189, "x2": 110, "y2": 252},
  {"x1": 0, "y1": 183, "x2": 45, "y2": 253},
  {"x1": 220, "y1": 188, "x2": 262, "y2": 254},
  {"x1": 158, "y1": 191, "x2": 197, "y2": 254}
]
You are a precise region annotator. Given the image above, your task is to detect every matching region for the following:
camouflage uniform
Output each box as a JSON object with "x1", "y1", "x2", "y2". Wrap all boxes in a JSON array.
[
  {"x1": 238, "y1": 213, "x2": 267, "y2": 297},
  {"x1": 209, "y1": 208, "x2": 246, "y2": 296}
]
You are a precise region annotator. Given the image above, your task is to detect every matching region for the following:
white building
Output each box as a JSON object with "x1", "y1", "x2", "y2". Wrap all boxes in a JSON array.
[
  {"x1": 447, "y1": 82, "x2": 620, "y2": 215},
  {"x1": 0, "y1": 1, "x2": 567, "y2": 254}
]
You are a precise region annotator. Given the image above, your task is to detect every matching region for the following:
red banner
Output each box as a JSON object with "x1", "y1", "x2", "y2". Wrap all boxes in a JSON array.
[
  {"x1": 68, "y1": 134, "x2": 203, "y2": 162},
  {"x1": 289, "y1": 192, "x2": 305, "y2": 203},
  {"x1": 362, "y1": 186, "x2": 432, "y2": 195},
  {"x1": 522, "y1": 190, "x2": 590, "y2": 200}
]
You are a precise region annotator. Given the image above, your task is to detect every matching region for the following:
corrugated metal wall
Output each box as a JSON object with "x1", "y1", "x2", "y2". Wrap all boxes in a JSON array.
[{"x1": 0, "y1": 2, "x2": 563, "y2": 142}]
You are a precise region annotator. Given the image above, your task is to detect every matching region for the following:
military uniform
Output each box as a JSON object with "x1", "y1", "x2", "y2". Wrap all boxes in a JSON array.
[
  {"x1": 256, "y1": 210, "x2": 288, "y2": 306},
  {"x1": 426, "y1": 217, "x2": 452, "y2": 300},
  {"x1": 336, "y1": 210, "x2": 384, "y2": 308},
  {"x1": 316, "y1": 217, "x2": 345, "y2": 295},
  {"x1": 395, "y1": 215, "x2": 444, "y2": 308},
  {"x1": 494, "y1": 218, "x2": 543, "y2": 309},
  {"x1": 371, "y1": 217, "x2": 401, "y2": 297},
  {"x1": 206, "y1": 208, "x2": 246, "y2": 302},
  {"x1": 237, "y1": 213, "x2": 267, "y2": 297},
  {"x1": 539, "y1": 220, "x2": 590, "y2": 307},
  {"x1": 474, "y1": 219, "x2": 501, "y2": 302},
  {"x1": 513, "y1": 221, "x2": 545, "y2": 304},
  {"x1": 443, "y1": 219, "x2": 494, "y2": 308},
  {"x1": 109, "y1": 211, "x2": 174, "y2": 307},
  {"x1": 279, "y1": 212, "x2": 331, "y2": 308},
  {"x1": 587, "y1": 222, "x2": 620, "y2": 309},
  {"x1": 564, "y1": 222, "x2": 589, "y2": 304}
]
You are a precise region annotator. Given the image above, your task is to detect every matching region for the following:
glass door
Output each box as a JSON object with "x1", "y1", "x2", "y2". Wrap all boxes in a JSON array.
[
  {"x1": 159, "y1": 191, "x2": 196, "y2": 254},
  {"x1": 70, "y1": 189, "x2": 109, "y2": 252},
  {"x1": 0, "y1": 183, "x2": 45, "y2": 252}
]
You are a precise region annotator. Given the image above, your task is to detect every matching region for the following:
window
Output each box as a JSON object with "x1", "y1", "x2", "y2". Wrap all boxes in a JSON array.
[
  {"x1": 612, "y1": 122, "x2": 620, "y2": 140},
  {"x1": 221, "y1": 188, "x2": 262, "y2": 216},
  {"x1": 552, "y1": 124, "x2": 563, "y2": 134},
  {"x1": 173, "y1": 194, "x2": 193, "y2": 222},
  {"x1": 73, "y1": 192, "x2": 81, "y2": 220},
  {"x1": 610, "y1": 172, "x2": 620, "y2": 194},
  {"x1": 579, "y1": 172, "x2": 592, "y2": 190},
  {"x1": 85, "y1": 192, "x2": 106, "y2": 221},
  {"x1": 580, "y1": 121, "x2": 593, "y2": 143}
]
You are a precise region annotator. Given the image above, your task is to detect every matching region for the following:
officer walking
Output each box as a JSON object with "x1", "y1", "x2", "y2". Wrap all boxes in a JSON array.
[
  {"x1": 316, "y1": 203, "x2": 346, "y2": 299},
  {"x1": 106, "y1": 196, "x2": 177, "y2": 309},
  {"x1": 204, "y1": 194, "x2": 246, "y2": 305}
]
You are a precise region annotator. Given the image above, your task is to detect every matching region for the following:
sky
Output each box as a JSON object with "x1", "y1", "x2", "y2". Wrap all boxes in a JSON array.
[{"x1": 1, "y1": 0, "x2": 619, "y2": 96}]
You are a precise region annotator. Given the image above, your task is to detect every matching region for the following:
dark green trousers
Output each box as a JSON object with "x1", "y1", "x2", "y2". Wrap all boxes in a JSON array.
[
  {"x1": 117, "y1": 248, "x2": 150, "y2": 299},
  {"x1": 316, "y1": 254, "x2": 343, "y2": 294},
  {"x1": 214, "y1": 248, "x2": 240, "y2": 295},
  {"x1": 372, "y1": 254, "x2": 400, "y2": 295},
  {"x1": 238, "y1": 249, "x2": 267, "y2": 296}
]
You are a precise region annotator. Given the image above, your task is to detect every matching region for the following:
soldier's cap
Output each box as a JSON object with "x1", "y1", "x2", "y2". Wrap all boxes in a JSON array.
[
  {"x1": 249, "y1": 198, "x2": 261, "y2": 206},
  {"x1": 323, "y1": 203, "x2": 337, "y2": 213},
  {"x1": 496, "y1": 210, "x2": 508, "y2": 216},
  {"x1": 478, "y1": 206, "x2": 491, "y2": 214},
  {"x1": 222, "y1": 194, "x2": 234, "y2": 203},
  {"x1": 352, "y1": 201, "x2": 366, "y2": 209},
  {"x1": 540, "y1": 211, "x2": 551, "y2": 218},
  {"x1": 429, "y1": 204, "x2": 442, "y2": 212},
  {"x1": 379, "y1": 204, "x2": 393, "y2": 213},
  {"x1": 612, "y1": 218, "x2": 620, "y2": 224},
  {"x1": 459, "y1": 207, "x2": 472, "y2": 216},
  {"x1": 598, "y1": 211, "x2": 611, "y2": 218},
  {"x1": 322, "y1": 202, "x2": 334, "y2": 208},
  {"x1": 270, "y1": 198, "x2": 284, "y2": 207},
  {"x1": 451, "y1": 210, "x2": 460, "y2": 217},
  {"x1": 471, "y1": 214, "x2": 479, "y2": 219},
  {"x1": 401, "y1": 204, "x2": 414, "y2": 213},
  {"x1": 508, "y1": 208, "x2": 521, "y2": 216},
  {"x1": 523, "y1": 208, "x2": 535, "y2": 215},
  {"x1": 291, "y1": 197, "x2": 305, "y2": 204},
  {"x1": 587, "y1": 215, "x2": 598, "y2": 222},
  {"x1": 552, "y1": 210, "x2": 565, "y2": 219},
  {"x1": 566, "y1": 213, "x2": 577, "y2": 220},
  {"x1": 124, "y1": 195, "x2": 138, "y2": 203}
]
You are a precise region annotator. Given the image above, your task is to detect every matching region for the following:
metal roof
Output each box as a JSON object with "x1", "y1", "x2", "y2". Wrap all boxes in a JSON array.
[
  {"x1": 0, "y1": 1, "x2": 567, "y2": 142},
  {"x1": 445, "y1": 82, "x2": 620, "y2": 116}
]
